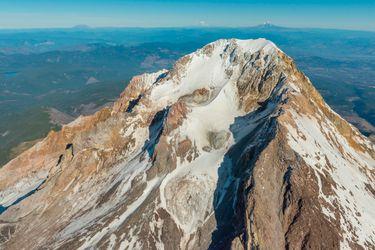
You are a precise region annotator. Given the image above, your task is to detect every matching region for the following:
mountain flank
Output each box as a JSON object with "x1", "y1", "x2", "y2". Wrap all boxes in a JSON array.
[{"x1": 0, "y1": 38, "x2": 374, "y2": 249}]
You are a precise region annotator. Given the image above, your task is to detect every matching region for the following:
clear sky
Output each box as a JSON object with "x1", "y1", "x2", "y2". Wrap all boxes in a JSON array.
[{"x1": 0, "y1": 0, "x2": 374, "y2": 31}]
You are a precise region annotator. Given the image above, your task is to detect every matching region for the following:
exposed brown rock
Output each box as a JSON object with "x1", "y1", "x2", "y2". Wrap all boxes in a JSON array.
[
  {"x1": 164, "y1": 101, "x2": 189, "y2": 134},
  {"x1": 179, "y1": 88, "x2": 211, "y2": 105}
]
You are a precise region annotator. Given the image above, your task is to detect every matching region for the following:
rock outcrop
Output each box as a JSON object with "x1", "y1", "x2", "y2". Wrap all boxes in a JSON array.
[{"x1": 0, "y1": 38, "x2": 374, "y2": 250}]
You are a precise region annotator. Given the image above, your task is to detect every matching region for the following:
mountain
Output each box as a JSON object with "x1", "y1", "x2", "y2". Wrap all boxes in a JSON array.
[
  {"x1": 1, "y1": 27, "x2": 375, "y2": 169},
  {"x1": 0, "y1": 39, "x2": 374, "y2": 249}
]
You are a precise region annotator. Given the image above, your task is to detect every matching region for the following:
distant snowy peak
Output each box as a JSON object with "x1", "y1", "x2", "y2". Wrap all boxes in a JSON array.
[{"x1": 0, "y1": 38, "x2": 374, "y2": 250}]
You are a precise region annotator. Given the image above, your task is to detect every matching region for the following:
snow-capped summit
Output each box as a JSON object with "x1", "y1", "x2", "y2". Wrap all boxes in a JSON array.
[{"x1": 0, "y1": 39, "x2": 374, "y2": 249}]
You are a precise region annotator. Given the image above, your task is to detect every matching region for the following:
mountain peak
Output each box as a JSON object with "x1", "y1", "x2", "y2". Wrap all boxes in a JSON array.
[
  {"x1": 254, "y1": 22, "x2": 282, "y2": 29},
  {"x1": 0, "y1": 38, "x2": 374, "y2": 249},
  {"x1": 71, "y1": 24, "x2": 91, "y2": 30},
  {"x1": 114, "y1": 38, "x2": 281, "y2": 113},
  {"x1": 209, "y1": 38, "x2": 277, "y2": 51}
]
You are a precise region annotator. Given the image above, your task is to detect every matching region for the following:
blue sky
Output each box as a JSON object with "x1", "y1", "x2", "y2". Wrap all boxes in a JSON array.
[{"x1": 0, "y1": 0, "x2": 374, "y2": 30}]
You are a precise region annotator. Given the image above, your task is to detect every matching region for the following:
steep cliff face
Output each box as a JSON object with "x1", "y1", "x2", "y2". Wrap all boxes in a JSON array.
[{"x1": 0, "y1": 39, "x2": 374, "y2": 250}]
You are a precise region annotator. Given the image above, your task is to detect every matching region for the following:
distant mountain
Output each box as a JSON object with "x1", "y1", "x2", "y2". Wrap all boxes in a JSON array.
[
  {"x1": 71, "y1": 25, "x2": 91, "y2": 30},
  {"x1": 0, "y1": 39, "x2": 374, "y2": 249},
  {"x1": 253, "y1": 22, "x2": 285, "y2": 29}
]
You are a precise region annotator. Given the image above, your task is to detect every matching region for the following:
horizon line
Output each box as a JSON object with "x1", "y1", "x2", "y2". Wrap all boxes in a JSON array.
[{"x1": 0, "y1": 24, "x2": 374, "y2": 33}]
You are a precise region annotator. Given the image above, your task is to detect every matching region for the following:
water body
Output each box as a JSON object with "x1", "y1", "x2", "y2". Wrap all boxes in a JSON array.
[{"x1": 3, "y1": 71, "x2": 18, "y2": 79}]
